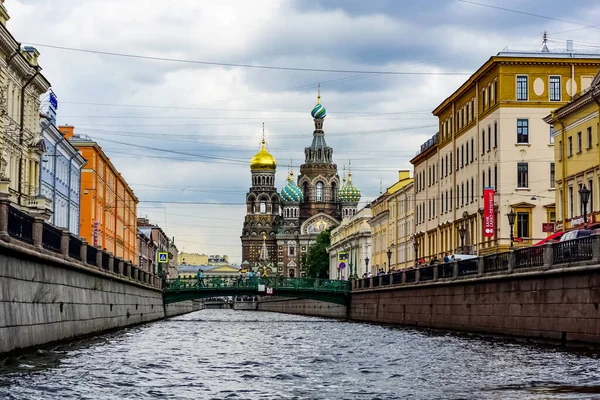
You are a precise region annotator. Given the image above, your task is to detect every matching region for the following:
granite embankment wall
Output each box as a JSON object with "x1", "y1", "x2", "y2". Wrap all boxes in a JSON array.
[
  {"x1": 350, "y1": 264, "x2": 600, "y2": 345},
  {"x1": 257, "y1": 297, "x2": 347, "y2": 319},
  {"x1": 0, "y1": 239, "x2": 192, "y2": 354}
]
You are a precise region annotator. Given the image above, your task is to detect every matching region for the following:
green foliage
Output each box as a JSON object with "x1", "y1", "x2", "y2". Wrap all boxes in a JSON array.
[{"x1": 304, "y1": 228, "x2": 332, "y2": 278}]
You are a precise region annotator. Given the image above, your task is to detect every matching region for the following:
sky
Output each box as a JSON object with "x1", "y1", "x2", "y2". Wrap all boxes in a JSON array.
[{"x1": 8, "y1": 0, "x2": 600, "y2": 263}]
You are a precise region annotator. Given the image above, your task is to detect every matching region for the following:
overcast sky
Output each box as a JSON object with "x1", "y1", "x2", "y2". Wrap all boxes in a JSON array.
[{"x1": 9, "y1": 0, "x2": 600, "y2": 263}]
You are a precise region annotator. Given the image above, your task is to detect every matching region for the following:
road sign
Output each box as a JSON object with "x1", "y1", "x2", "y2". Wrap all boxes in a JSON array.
[
  {"x1": 158, "y1": 252, "x2": 168, "y2": 263},
  {"x1": 542, "y1": 223, "x2": 555, "y2": 233},
  {"x1": 266, "y1": 287, "x2": 273, "y2": 295},
  {"x1": 258, "y1": 284, "x2": 266, "y2": 292},
  {"x1": 514, "y1": 237, "x2": 523, "y2": 243},
  {"x1": 338, "y1": 262, "x2": 346, "y2": 269}
]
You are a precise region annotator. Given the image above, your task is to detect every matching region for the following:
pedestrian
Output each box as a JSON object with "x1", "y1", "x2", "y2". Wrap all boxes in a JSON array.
[
  {"x1": 197, "y1": 269, "x2": 205, "y2": 287},
  {"x1": 237, "y1": 270, "x2": 243, "y2": 286},
  {"x1": 443, "y1": 253, "x2": 450, "y2": 263}
]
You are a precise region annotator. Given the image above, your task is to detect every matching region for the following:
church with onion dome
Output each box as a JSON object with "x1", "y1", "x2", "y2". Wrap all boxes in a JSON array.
[{"x1": 240, "y1": 88, "x2": 361, "y2": 277}]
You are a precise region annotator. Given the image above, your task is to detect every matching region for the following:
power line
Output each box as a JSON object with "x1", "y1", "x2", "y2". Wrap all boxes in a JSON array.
[
  {"x1": 25, "y1": 42, "x2": 473, "y2": 76},
  {"x1": 457, "y1": 0, "x2": 600, "y2": 30}
]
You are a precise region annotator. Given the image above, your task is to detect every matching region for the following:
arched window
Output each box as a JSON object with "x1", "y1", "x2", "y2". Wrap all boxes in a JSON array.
[
  {"x1": 303, "y1": 182, "x2": 309, "y2": 200},
  {"x1": 318, "y1": 149, "x2": 322, "y2": 160},
  {"x1": 316, "y1": 182, "x2": 324, "y2": 201},
  {"x1": 260, "y1": 201, "x2": 266, "y2": 214}
]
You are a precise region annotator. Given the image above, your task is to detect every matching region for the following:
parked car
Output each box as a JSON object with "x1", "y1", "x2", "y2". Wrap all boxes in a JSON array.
[{"x1": 557, "y1": 229, "x2": 594, "y2": 260}]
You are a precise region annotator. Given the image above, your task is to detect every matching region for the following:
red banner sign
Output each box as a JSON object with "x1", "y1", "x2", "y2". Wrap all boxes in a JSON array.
[
  {"x1": 483, "y1": 188, "x2": 495, "y2": 237},
  {"x1": 542, "y1": 223, "x2": 555, "y2": 233},
  {"x1": 92, "y1": 220, "x2": 99, "y2": 246}
]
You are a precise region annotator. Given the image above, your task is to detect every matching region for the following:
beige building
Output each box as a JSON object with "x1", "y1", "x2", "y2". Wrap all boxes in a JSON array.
[
  {"x1": 327, "y1": 207, "x2": 371, "y2": 279},
  {"x1": 177, "y1": 252, "x2": 229, "y2": 266},
  {"x1": 411, "y1": 47, "x2": 600, "y2": 260},
  {"x1": 0, "y1": 3, "x2": 51, "y2": 215},
  {"x1": 369, "y1": 171, "x2": 414, "y2": 271}
]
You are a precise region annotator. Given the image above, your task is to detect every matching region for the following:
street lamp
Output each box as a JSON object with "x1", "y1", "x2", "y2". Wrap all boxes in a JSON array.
[
  {"x1": 413, "y1": 239, "x2": 419, "y2": 265},
  {"x1": 506, "y1": 209, "x2": 516, "y2": 248},
  {"x1": 580, "y1": 185, "x2": 591, "y2": 229},
  {"x1": 365, "y1": 256, "x2": 370, "y2": 276},
  {"x1": 458, "y1": 223, "x2": 466, "y2": 253},
  {"x1": 386, "y1": 248, "x2": 392, "y2": 273}
]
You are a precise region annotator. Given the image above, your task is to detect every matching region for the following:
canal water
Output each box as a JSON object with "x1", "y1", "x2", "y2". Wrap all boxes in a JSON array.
[{"x1": 2, "y1": 310, "x2": 600, "y2": 399}]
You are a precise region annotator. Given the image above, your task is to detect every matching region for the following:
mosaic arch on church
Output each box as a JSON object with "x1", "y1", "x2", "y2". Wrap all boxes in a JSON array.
[{"x1": 301, "y1": 213, "x2": 339, "y2": 235}]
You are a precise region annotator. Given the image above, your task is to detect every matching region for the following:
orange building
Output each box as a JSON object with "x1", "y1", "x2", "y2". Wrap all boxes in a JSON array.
[{"x1": 59, "y1": 126, "x2": 138, "y2": 263}]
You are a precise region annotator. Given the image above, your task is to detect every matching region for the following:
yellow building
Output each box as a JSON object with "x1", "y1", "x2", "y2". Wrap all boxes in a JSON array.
[
  {"x1": 369, "y1": 170, "x2": 414, "y2": 272},
  {"x1": 412, "y1": 48, "x2": 600, "y2": 260},
  {"x1": 544, "y1": 71, "x2": 600, "y2": 230},
  {"x1": 327, "y1": 207, "x2": 372, "y2": 279},
  {"x1": 177, "y1": 252, "x2": 229, "y2": 266}
]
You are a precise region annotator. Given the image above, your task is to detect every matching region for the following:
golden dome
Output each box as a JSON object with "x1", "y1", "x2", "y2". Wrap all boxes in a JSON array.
[{"x1": 250, "y1": 139, "x2": 276, "y2": 171}]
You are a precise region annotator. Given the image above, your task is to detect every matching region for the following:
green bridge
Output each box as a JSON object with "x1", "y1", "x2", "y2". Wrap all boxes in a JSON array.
[{"x1": 163, "y1": 276, "x2": 351, "y2": 305}]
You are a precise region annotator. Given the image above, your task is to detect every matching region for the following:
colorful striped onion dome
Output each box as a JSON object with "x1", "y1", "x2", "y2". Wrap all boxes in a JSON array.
[
  {"x1": 280, "y1": 171, "x2": 303, "y2": 202},
  {"x1": 311, "y1": 103, "x2": 327, "y2": 119},
  {"x1": 339, "y1": 172, "x2": 361, "y2": 203}
]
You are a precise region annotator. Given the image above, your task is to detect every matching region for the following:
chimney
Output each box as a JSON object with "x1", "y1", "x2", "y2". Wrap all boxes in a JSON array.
[
  {"x1": 567, "y1": 40, "x2": 574, "y2": 52},
  {"x1": 0, "y1": 0, "x2": 9, "y2": 27},
  {"x1": 398, "y1": 170, "x2": 411, "y2": 182},
  {"x1": 21, "y1": 46, "x2": 40, "y2": 66},
  {"x1": 58, "y1": 125, "x2": 74, "y2": 140}
]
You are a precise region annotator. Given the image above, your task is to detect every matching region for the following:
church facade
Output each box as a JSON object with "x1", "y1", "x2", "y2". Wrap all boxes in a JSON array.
[{"x1": 240, "y1": 92, "x2": 362, "y2": 277}]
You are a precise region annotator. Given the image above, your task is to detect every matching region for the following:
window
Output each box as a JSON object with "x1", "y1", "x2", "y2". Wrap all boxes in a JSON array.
[
  {"x1": 494, "y1": 121, "x2": 498, "y2": 148},
  {"x1": 493, "y1": 80, "x2": 497, "y2": 103},
  {"x1": 494, "y1": 165, "x2": 498, "y2": 190},
  {"x1": 461, "y1": 183, "x2": 464, "y2": 207},
  {"x1": 289, "y1": 246, "x2": 295, "y2": 256},
  {"x1": 466, "y1": 104, "x2": 469, "y2": 122},
  {"x1": 456, "y1": 149, "x2": 459, "y2": 171},
  {"x1": 587, "y1": 127, "x2": 593, "y2": 149},
  {"x1": 488, "y1": 167, "x2": 491, "y2": 188},
  {"x1": 568, "y1": 136, "x2": 573, "y2": 157},
  {"x1": 517, "y1": 75, "x2": 528, "y2": 100},
  {"x1": 450, "y1": 189, "x2": 453, "y2": 209},
  {"x1": 517, "y1": 163, "x2": 528, "y2": 188},
  {"x1": 441, "y1": 192, "x2": 444, "y2": 213},
  {"x1": 589, "y1": 179, "x2": 594, "y2": 213},
  {"x1": 483, "y1": 88, "x2": 487, "y2": 109},
  {"x1": 465, "y1": 142, "x2": 469, "y2": 165},
  {"x1": 471, "y1": 177, "x2": 474, "y2": 202},
  {"x1": 461, "y1": 145, "x2": 464, "y2": 168},
  {"x1": 517, "y1": 212, "x2": 530, "y2": 238},
  {"x1": 481, "y1": 130, "x2": 485, "y2": 154},
  {"x1": 316, "y1": 182, "x2": 324, "y2": 201},
  {"x1": 549, "y1": 76, "x2": 561, "y2": 101},
  {"x1": 445, "y1": 154, "x2": 448, "y2": 176},
  {"x1": 456, "y1": 185, "x2": 459, "y2": 209},
  {"x1": 441, "y1": 159, "x2": 444, "y2": 177},
  {"x1": 450, "y1": 153, "x2": 453, "y2": 174},
  {"x1": 517, "y1": 119, "x2": 529, "y2": 143},
  {"x1": 550, "y1": 163, "x2": 555, "y2": 189},
  {"x1": 577, "y1": 132, "x2": 582, "y2": 153},
  {"x1": 482, "y1": 171, "x2": 485, "y2": 192},
  {"x1": 568, "y1": 186, "x2": 574, "y2": 218},
  {"x1": 471, "y1": 138, "x2": 474, "y2": 162},
  {"x1": 260, "y1": 201, "x2": 266, "y2": 214},
  {"x1": 445, "y1": 190, "x2": 449, "y2": 212},
  {"x1": 465, "y1": 181, "x2": 469, "y2": 205},
  {"x1": 559, "y1": 140, "x2": 563, "y2": 160},
  {"x1": 550, "y1": 125, "x2": 554, "y2": 144},
  {"x1": 488, "y1": 125, "x2": 491, "y2": 151}
]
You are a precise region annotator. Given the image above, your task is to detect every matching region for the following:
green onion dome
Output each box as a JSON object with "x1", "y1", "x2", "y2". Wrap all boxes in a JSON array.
[
  {"x1": 311, "y1": 91, "x2": 327, "y2": 119},
  {"x1": 280, "y1": 171, "x2": 303, "y2": 203},
  {"x1": 339, "y1": 172, "x2": 361, "y2": 203}
]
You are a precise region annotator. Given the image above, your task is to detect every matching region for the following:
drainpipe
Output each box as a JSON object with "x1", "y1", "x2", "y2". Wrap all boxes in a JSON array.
[{"x1": 17, "y1": 67, "x2": 40, "y2": 206}]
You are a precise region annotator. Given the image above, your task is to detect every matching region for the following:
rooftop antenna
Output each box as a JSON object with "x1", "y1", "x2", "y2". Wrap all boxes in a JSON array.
[
  {"x1": 541, "y1": 31, "x2": 549, "y2": 53},
  {"x1": 379, "y1": 179, "x2": 383, "y2": 195}
]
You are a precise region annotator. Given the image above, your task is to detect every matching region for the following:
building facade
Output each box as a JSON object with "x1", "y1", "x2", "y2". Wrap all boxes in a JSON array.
[
  {"x1": 544, "y1": 71, "x2": 600, "y2": 230},
  {"x1": 60, "y1": 126, "x2": 138, "y2": 262},
  {"x1": 177, "y1": 252, "x2": 230, "y2": 266},
  {"x1": 39, "y1": 116, "x2": 86, "y2": 235},
  {"x1": 240, "y1": 91, "x2": 362, "y2": 277},
  {"x1": 411, "y1": 49, "x2": 600, "y2": 260},
  {"x1": 369, "y1": 171, "x2": 414, "y2": 272},
  {"x1": 0, "y1": 3, "x2": 52, "y2": 216},
  {"x1": 136, "y1": 228, "x2": 157, "y2": 273},
  {"x1": 327, "y1": 206, "x2": 372, "y2": 279},
  {"x1": 138, "y1": 217, "x2": 170, "y2": 276}
]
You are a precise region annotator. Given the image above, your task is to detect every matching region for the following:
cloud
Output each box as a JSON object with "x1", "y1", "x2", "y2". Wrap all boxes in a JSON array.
[{"x1": 8, "y1": 0, "x2": 600, "y2": 262}]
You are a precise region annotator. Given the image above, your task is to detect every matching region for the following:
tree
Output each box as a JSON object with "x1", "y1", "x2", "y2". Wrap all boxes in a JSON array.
[{"x1": 304, "y1": 228, "x2": 332, "y2": 278}]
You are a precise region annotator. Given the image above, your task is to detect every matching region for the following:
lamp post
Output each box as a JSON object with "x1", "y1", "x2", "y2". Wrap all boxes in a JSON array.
[
  {"x1": 458, "y1": 223, "x2": 466, "y2": 253},
  {"x1": 386, "y1": 248, "x2": 392, "y2": 273},
  {"x1": 413, "y1": 239, "x2": 419, "y2": 265},
  {"x1": 579, "y1": 185, "x2": 591, "y2": 229},
  {"x1": 506, "y1": 209, "x2": 516, "y2": 248},
  {"x1": 365, "y1": 256, "x2": 370, "y2": 276}
]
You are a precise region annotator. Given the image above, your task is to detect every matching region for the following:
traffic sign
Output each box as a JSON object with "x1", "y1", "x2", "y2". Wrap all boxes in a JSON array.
[
  {"x1": 514, "y1": 237, "x2": 523, "y2": 243},
  {"x1": 266, "y1": 287, "x2": 273, "y2": 295},
  {"x1": 158, "y1": 252, "x2": 168, "y2": 262}
]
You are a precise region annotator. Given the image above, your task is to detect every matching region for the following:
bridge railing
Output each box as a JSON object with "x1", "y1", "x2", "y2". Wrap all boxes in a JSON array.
[
  {"x1": 164, "y1": 275, "x2": 351, "y2": 293},
  {"x1": 352, "y1": 233, "x2": 600, "y2": 291}
]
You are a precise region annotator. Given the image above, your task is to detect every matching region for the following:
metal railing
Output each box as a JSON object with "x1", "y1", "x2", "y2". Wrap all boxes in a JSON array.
[
  {"x1": 165, "y1": 276, "x2": 351, "y2": 293},
  {"x1": 68, "y1": 235, "x2": 82, "y2": 259},
  {"x1": 553, "y1": 236, "x2": 594, "y2": 263},
  {"x1": 101, "y1": 252, "x2": 110, "y2": 270},
  {"x1": 420, "y1": 266, "x2": 434, "y2": 281},
  {"x1": 515, "y1": 246, "x2": 544, "y2": 268},
  {"x1": 392, "y1": 272, "x2": 403, "y2": 284},
  {"x1": 405, "y1": 269, "x2": 416, "y2": 283},
  {"x1": 483, "y1": 252, "x2": 509, "y2": 272},
  {"x1": 41, "y1": 223, "x2": 61, "y2": 253},
  {"x1": 372, "y1": 276, "x2": 381, "y2": 287},
  {"x1": 438, "y1": 263, "x2": 454, "y2": 278},
  {"x1": 458, "y1": 259, "x2": 478, "y2": 276},
  {"x1": 7, "y1": 206, "x2": 33, "y2": 243},
  {"x1": 86, "y1": 245, "x2": 98, "y2": 266}
]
